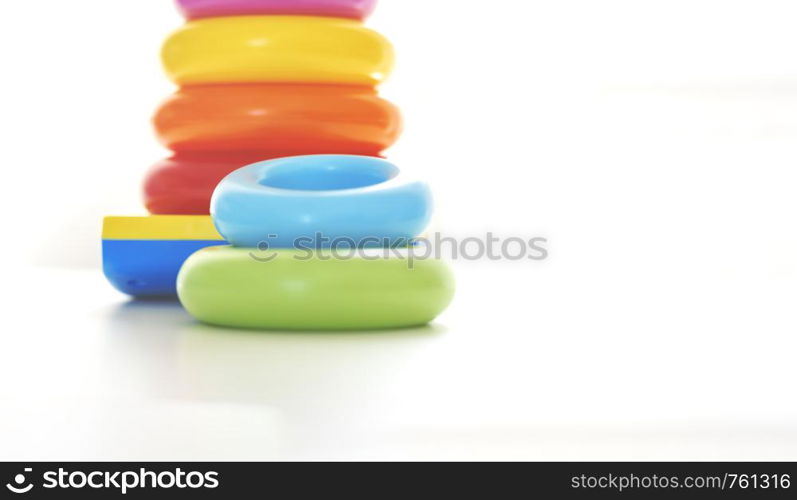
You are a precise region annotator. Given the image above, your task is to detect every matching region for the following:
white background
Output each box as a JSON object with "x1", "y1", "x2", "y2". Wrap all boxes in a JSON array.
[{"x1": 1, "y1": 0, "x2": 797, "y2": 460}]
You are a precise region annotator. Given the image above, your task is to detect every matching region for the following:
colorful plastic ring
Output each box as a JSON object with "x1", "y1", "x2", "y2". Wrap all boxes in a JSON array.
[
  {"x1": 176, "y1": 0, "x2": 377, "y2": 20},
  {"x1": 103, "y1": 216, "x2": 225, "y2": 297},
  {"x1": 154, "y1": 84, "x2": 401, "y2": 156},
  {"x1": 162, "y1": 16, "x2": 394, "y2": 86},
  {"x1": 143, "y1": 153, "x2": 279, "y2": 215},
  {"x1": 211, "y1": 155, "x2": 432, "y2": 248},
  {"x1": 178, "y1": 247, "x2": 455, "y2": 330}
]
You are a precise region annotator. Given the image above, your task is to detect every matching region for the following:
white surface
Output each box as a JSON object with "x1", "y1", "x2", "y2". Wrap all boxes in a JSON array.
[
  {"x1": 2, "y1": 263, "x2": 797, "y2": 461},
  {"x1": 2, "y1": 0, "x2": 797, "y2": 460}
]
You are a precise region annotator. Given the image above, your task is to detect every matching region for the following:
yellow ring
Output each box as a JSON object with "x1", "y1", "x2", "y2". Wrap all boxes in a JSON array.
[{"x1": 162, "y1": 16, "x2": 394, "y2": 86}]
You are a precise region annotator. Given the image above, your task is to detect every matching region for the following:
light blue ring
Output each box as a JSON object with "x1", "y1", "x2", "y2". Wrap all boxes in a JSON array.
[{"x1": 211, "y1": 155, "x2": 433, "y2": 248}]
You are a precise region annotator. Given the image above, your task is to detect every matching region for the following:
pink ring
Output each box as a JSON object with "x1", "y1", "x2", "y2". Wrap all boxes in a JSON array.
[{"x1": 175, "y1": 0, "x2": 377, "y2": 20}]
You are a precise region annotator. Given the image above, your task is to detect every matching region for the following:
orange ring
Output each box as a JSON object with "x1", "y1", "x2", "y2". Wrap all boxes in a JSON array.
[{"x1": 154, "y1": 83, "x2": 402, "y2": 156}]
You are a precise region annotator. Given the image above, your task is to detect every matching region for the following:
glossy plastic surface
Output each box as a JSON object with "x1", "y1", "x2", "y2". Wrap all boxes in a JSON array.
[
  {"x1": 103, "y1": 215, "x2": 224, "y2": 240},
  {"x1": 143, "y1": 154, "x2": 278, "y2": 215},
  {"x1": 102, "y1": 216, "x2": 225, "y2": 297},
  {"x1": 211, "y1": 155, "x2": 432, "y2": 248},
  {"x1": 154, "y1": 84, "x2": 401, "y2": 156},
  {"x1": 103, "y1": 239, "x2": 225, "y2": 297},
  {"x1": 176, "y1": 0, "x2": 377, "y2": 20},
  {"x1": 162, "y1": 16, "x2": 394, "y2": 85},
  {"x1": 178, "y1": 247, "x2": 455, "y2": 330}
]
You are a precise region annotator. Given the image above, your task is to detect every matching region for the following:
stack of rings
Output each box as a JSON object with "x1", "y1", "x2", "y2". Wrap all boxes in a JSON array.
[
  {"x1": 178, "y1": 155, "x2": 455, "y2": 330},
  {"x1": 146, "y1": 1, "x2": 398, "y2": 216},
  {"x1": 106, "y1": 0, "x2": 401, "y2": 297},
  {"x1": 104, "y1": 0, "x2": 455, "y2": 329}
]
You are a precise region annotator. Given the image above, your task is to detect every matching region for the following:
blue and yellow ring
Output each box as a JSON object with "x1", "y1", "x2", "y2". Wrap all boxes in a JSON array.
[{"x1": 102, "y1": 216, "x2": 225, "y2": 297}]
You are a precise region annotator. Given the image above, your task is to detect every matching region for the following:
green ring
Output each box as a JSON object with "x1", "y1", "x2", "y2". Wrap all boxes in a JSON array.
[{"x1": 177, "y1": 247, "x2": 456, "y2": 330}]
